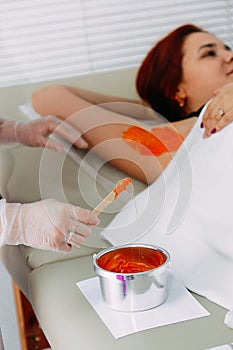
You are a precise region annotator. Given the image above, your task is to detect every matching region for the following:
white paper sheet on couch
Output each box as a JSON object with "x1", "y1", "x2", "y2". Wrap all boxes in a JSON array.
[
  {"x1": 100, "y1": 102, "x2": 233, "y2": 312},
  {"x1": 77, "y1": 275, "x2": 209, "y2": 339}
]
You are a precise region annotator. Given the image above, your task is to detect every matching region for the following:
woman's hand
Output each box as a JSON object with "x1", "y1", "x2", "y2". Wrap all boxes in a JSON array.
[{"x1": 201, "y1": 83, "x2": 233, "y2": 137}]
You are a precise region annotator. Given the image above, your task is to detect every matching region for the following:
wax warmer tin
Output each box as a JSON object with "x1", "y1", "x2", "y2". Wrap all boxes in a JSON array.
[{"x1": 93, "y1": 244, "x2": 171, "y2": 312}]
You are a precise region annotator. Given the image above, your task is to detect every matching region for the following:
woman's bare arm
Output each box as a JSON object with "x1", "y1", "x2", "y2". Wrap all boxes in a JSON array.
[
  {"x1": 32, "y1": 85, "x2": 196, "y2": 184},
  {"x1": 32, "y1": 85, "x2": 157, "y2": 120}
]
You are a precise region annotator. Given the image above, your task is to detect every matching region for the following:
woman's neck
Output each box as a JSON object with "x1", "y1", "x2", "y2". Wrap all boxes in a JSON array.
[{"x1": 185, "y1": 105, "x2": 204, "y2": 119}]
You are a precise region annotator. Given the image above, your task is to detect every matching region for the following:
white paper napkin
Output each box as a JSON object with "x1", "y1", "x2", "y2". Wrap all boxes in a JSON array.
[{"x1": 76, "y1": 274, "x2": 209, "y2": 339}]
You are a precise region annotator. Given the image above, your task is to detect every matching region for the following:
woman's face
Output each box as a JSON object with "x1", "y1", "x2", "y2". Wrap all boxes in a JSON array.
[{"x1": 178, "y1": 31, "x2": 233, "y2": 114}]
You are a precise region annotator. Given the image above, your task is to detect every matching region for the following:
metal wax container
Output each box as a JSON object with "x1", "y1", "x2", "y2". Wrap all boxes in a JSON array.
[{"x1": 93, "y1": 244, "x2": 171, "y2": 312}]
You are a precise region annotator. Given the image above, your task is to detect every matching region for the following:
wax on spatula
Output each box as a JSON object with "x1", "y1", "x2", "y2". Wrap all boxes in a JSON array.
[{"x1": 92, "y1": 177, "x2": 132, "y2": 216}]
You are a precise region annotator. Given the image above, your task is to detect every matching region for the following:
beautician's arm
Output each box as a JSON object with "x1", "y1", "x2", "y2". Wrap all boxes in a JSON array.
[
  {"x1": 0, "y1": 115, "x2": 88, "y2": 150},
  {"x1": 0, "y1": 198, "x2": 99, "y2": 252}
]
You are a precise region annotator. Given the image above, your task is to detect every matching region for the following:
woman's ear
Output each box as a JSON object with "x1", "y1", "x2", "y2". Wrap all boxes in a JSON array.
[{"x1": 174, "y1": 85, "x2": 187, "y2": 107}]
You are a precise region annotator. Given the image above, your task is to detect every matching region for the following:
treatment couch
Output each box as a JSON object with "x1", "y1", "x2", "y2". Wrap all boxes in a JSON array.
[{"x1": 0, "y1": 69, "x2": 233, "y2": 350}]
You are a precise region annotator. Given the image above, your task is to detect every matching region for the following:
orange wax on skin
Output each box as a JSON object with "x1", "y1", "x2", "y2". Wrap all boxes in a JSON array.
[
  {"x1": 113, "y1": 177, "x2": 132, "y2": 198},
  {"x1": 122, "y1": 125, "x2": 184, "y2": 156}
]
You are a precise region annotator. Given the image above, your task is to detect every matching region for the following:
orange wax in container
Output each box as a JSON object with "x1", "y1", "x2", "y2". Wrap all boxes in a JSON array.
[{"x1": 96, "y1": 246, "x2": 167, "y2": 273}]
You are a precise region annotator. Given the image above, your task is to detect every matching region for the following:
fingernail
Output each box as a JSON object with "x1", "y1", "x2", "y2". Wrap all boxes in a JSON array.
[
  {"x1": 200, "y1": 122, "x2": 203, "y2": 128},
  {"x1": 91, "y1": 214, "x2": 100, "y2": 225},
  {"x1": 211, "y1": 128, "x2": 217, "y2": 134},
  {"x1": 95, "y1": 217, "x2": 100, "y2": 225},
  {"x1": 81, "y1": 140, "x2": 88, "y2": 149},
  {"x1": 75, "y1": 138, "x2": 88, "y2": 149}
]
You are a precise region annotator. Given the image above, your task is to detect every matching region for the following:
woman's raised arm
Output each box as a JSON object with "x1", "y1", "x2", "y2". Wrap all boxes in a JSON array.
[{"x1": 32, "y1": 85, "x2": 195, "y2": 184}]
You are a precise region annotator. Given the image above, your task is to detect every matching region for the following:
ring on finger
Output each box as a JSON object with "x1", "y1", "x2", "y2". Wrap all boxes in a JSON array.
[{"x1": 218, "y1": 108, "x2": 225, "y2": 119}]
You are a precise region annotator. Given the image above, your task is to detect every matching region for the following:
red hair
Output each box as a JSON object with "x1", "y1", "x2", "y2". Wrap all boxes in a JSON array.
[{"x1": 136, "y1": 24, "x2": 204, "y2": 122}]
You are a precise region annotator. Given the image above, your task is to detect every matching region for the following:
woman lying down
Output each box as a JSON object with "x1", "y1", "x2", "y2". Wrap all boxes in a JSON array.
[{"x1": 32, "y1": 24, "x2": 233, "y2": 323}]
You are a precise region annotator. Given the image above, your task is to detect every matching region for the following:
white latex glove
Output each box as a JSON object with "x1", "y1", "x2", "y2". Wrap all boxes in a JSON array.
[
  {"x1": 0, "y1": 198, "x2": 99, "y2": 252},
  {"x1": 0, "y1": 115, "x2": 88, "y2": 150}
]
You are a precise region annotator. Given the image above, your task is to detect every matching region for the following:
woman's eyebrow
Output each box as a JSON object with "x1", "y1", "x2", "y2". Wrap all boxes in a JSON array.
[
  {"x1": 198, "y1": 42, "x2": 231, "y2": 52},
  {"x1": 198, "y1": 43, "x2": 216, "y2": 52}
]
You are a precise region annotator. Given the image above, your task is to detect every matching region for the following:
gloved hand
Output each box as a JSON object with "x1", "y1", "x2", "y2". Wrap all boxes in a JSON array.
[
  {"x1": 0, "y1": 198, "x2": 99, "y2": 252},
  {"x1": 0, "y1": 115, "x2": 88, "y2": 150}
]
